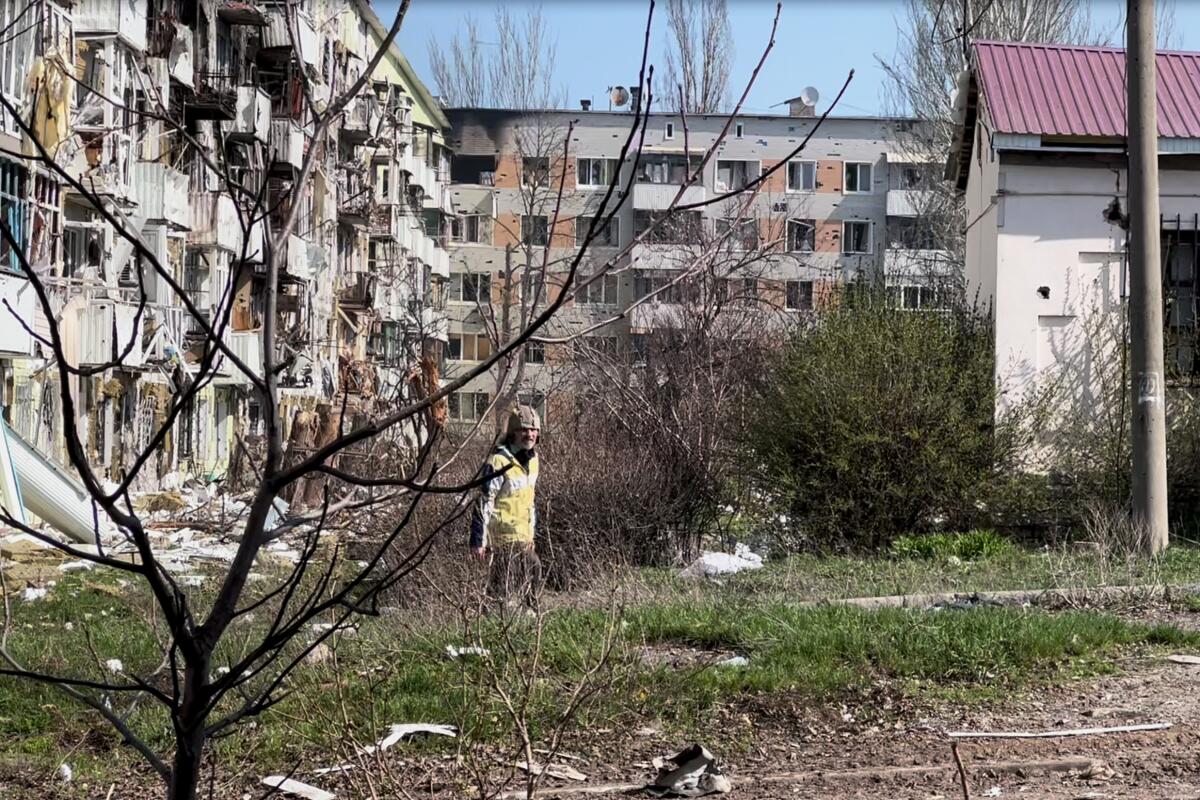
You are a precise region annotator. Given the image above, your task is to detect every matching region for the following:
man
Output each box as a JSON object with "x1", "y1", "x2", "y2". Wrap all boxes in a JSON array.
[{"x1": 469, "y1": 404, "x2": 542, "y2": 609}]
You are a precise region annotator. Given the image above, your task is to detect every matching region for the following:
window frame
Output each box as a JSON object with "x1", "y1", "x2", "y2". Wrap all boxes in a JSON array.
[
  {"x1": 843, "y1": 161, "x2": 874, "y2": 194},
  {"x1": 786, "y1": 218, "x2": 816, "y2": 253},
  {"x1": 665, "y1": 121, "x2": 675, "y2": 140},
  {"x1": 714, "y1": 159, "x2": 761, "y2": 193},
  {"x1": 447, "y1": 332, "x2": 493, "y2": 362},
  {"x1": 842, "y1": 220, "x2": 873, "y2": 254},
  {"x1": 449, "y1": 272, "x2": 491, "y2": 304},
  {"x1": 521, "y1": 214, "x2": 550, "y2": 247},
  {"x1": 787, "y1": 159, "x2": 817, "y2": 193},
  {"x1": 734, "y1": 121, "x2": 744, "y2": 139},
  {"x1": 577, "y1": 272, "x2": 620, "y2": 307},
  {"x1": 576, "y1": 157, "x2": 619, "y2": 189},
  {"x1": 576, "y1": 214, "x2": 619, "y2": 247},
  {"x1": 785, "y1": 280, "x2": 814, "y2": 311}
]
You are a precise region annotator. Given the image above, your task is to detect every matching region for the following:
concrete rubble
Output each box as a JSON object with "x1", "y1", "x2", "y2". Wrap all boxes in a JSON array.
[
  {"x1": 647, "y1": 744, "x2": 732, "y2": 797},
  {"x1": 679, "y1": 544, "x2": 764, "y2": 579}
]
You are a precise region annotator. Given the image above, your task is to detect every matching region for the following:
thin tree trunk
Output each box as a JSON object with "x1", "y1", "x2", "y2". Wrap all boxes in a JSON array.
[{"x1": 168, "y1": 664, "x2": 209, "y2": 800}]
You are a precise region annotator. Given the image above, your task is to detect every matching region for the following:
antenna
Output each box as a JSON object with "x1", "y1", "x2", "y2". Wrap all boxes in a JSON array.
[
  {"x1": 800, "y1": 86, "x2": 820, "y2": 107},
  {"x1": 608, "y1": 86, "x2": 630, "y2": 110}
]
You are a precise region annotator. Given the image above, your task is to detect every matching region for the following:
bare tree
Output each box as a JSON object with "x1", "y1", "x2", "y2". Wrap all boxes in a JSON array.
[
  {"x1": 661, "y1": 0, "x2": 733, "y2": 113},
  {"x1": 429, "y1": 4, "x2": 566, "y2": 109},
  {"x1": 0, "y1": 2, "x2": 849, "y2": 798}
]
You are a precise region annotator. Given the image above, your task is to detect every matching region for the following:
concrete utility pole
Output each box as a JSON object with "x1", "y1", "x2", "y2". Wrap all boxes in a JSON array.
[{"x1": 1127, "y1": 0, "x2": 1170, "y2": 554}]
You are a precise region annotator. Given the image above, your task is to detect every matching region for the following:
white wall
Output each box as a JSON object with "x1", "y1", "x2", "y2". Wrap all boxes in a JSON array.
[{"x1": 987, "y1": 158, "x2": 1200, "y2": 418}]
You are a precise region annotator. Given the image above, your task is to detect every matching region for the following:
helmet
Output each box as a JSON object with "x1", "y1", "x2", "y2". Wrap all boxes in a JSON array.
[{"x1": 505, "y1": 404, "x2": 541, "y2": 438}]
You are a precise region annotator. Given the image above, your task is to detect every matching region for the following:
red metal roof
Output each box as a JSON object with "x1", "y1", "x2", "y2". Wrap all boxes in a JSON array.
[{"x1": 973, "y1": 40, "x2": 1200, "y2": 139}]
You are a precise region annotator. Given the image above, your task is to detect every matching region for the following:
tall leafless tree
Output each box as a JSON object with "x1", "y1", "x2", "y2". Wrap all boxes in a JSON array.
[{"x1": 661, "y1": 0, "x2": 733, "y2": 113}]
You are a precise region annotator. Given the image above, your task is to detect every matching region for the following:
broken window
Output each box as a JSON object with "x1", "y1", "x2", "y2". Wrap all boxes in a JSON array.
[
  {"x1": 451, "y1": 214, "x2": 492, "y2": 244},
  {"x1": 635, "y1": 153, "x2": 697, "y2": 185},
  {"x1": 576, "y1": 215, "x2": 618, "y2": 247},
  {"x1": 524, "y1": 340, "x2": 545, "y2": 364},
  {"x1": 577, "y1": 157, "x2": 619, "y2": 188},
  {"x1": 715, "y1": 160, "x2": 758, "y2": 192},
  {"x1": 787, "y1": 219, "x2": 816, "y2": 252},
  {"x1": 634, "y1": 210, "x2": 702, "y2": 244},
  {"x1": 521, "y1": 214, "x2": 549, "y2": 247},
  {"x1": 448, "y1": 391, "x2": 490, "y2": 422},
  {"x1": 844, "y1": 162, "x2": 873, "y2": 194},
  {"x1": 449, "y1": 272, "x2": 491, "y2": 303},
  {"x1": 577, "y1": 273, "x2": 618, "y2": 307},
  {"x1": 787, "y1": 160, "x2": 816, "y2": 192},
  {"x1": 716, "y1": 218, "x2": 759, "y2": 250},
  {"x1": 522, "y1": 156, "x2": 550, "y2": 186},
  {"x1": 842, "y1": 220, "x2": 872, "y2": 254},
  {"x1": 786, "y1": 280, "x2": 814, "y2": 311},
  {"x1": 451, "y1": 154, "x2": 498, "y2": 184},
  {"x1": 0, "y1": 159, "x2": 27, "y2": 273}
]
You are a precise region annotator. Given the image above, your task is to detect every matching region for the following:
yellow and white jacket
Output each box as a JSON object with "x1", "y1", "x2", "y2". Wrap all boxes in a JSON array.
[{"x1": 469, "y1": 446, "x2": 539, "y2": 547}]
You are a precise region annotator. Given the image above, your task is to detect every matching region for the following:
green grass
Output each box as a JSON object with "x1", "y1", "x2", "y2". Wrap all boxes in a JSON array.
[
  {"x1": 889, "y1": 529, "x2": 1015, "y2": 560},
  {"x1": 6, "y1": 545, "x2": 1200, "y2": 787}
]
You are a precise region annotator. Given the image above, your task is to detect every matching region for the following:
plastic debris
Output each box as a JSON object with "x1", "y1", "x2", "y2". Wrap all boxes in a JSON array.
[
  {"x1": 714, "y1": 656, "x2": 748, "y2": 668},
  {"x1": 58, "y1": 560, "x2": 96, "y2": 573},
  {"x1": 105, "y1": 659, "x2": 124, "y2": 674},
  {"x1": 679, "y1": 544, "x2": 764, "y2": 579},
  {"x1": 647, "y1": 744, "x2": 732, "y2": 797},
  {"x1": 260, "y1": 776, "x2": 335, "y2": 800},
  {"x1": 445, "y1": 644, "x2": 490, "y2": 659},
  {"x1": 20, "y1": 586, "x2": 48, "y2": 601},
  {"x1": 514, "y1": 761, "x2": 588, "y2": 781},
  {"x1": 56, "y1": 763, "x2": 73, "y2": 783},
  {"x1": 359, "y1": 723, "x2": 457, "y2": 754}
]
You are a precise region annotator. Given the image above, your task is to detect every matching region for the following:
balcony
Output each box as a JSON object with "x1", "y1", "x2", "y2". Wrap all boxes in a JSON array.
[
  {"x1": 189, "y1": 193, "x2": 242, "y2": 252},
  {"x1": 145, "y1": 304, "x2": 186, "y2": 361},
  {"x1": 232, "y1": 86, "x2": 271, "y2": 144},
  {"x1": 217, "y1": 2, "x2": 268, "y2": 26},
  {"x1": 227, "y1": 330, "x2": 264, "y2": 382},
  {"x1": 886, "y1": 189, "x2": 934, "y2": 217},
  {"x1": 147, "y1": 18, "x2": 193, "y2": 89},
  {"x1": 337, "y1": 170, "x2": 372, "y2": 226},
  {"x1": 421, "y1": 306, "x2": 449, "y2": 342},
  {"x1": 338, "y1": 272, "x2": 376, "y2": 309},
  {"x1": 269, "y1": 233, "x2": 311, "y2": 282},
  {"x1": 630, "y1": 302, "x2": 684, "y2": 334},
  {"x1": 632, "y1": 183, "x2": 706, "y2": 210},
  {"x1": 884, "y1": 248, "x2": 953, "y2": 278},
  {"x1": 75, "y1": 301, "x2": 144, "y2": 368},
  {"x1": 341, "y1": 96, "x2": 377, "y2": 145},
  {"x1": 269, "y1": 119, "x2": 305, "y2": 174},
  {"x1": 188, "y1": 72, "x2": 237, "y2": 122},
  {"x1": 133, "y1": 162, "x2": 190, "y2": 229},
  {"x1": 0, "y1": 271, "x2": 35, "y2": 357},
  {"x1": 261, "y1": 8, "x2": 320, "y2": 69},
  {"x1": 630, "y1": 243, "x2": 695, "y2": 272},
  {"x1": 429, "y1": 243, "x2": 450, "y2": 279},
  {"x1": 74, "y1": 0, "x2": 148, "y2": 52}
]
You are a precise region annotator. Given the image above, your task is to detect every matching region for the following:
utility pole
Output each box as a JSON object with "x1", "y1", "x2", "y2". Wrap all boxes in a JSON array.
[{"x1": 1127, "y1": 0, "x2": 1169, "y2": 554}]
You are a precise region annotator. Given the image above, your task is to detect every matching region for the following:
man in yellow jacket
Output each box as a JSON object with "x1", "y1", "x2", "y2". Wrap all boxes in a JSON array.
[{"x1": 470, "y1": 405, "x2": 541, "y2": 609}]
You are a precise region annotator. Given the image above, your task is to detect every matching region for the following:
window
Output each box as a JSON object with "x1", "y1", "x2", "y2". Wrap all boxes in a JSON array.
[
  {"x1": 451, "y1": 214, "x2": 492, "y2": 245},
  {"x1": 716, "y1": 218, "x2": 759, "y2": 250},
  {"x1": 889, "y1": 284, "x2": 948, "y2": 310},
  {"x1": 375, "y1": 165, "x2": 391, "y2": 202},
  {"x1": 631, "y1": 334, "x2": 648, "y2": 364},
  {"x1": 0, "y1": 160, "x2": 28, "y2": 273},
  {"x1": 370, "y1": 320, "x2": 404, "y2": 365},
  {"x1": 786, "y1": 280, "x2": 814, "y2": 311},
  {"x1": 635, "y1": 271, "x2": 683, "y2": 304},
  {"x1": 735, "y1": 121, "x2": 744, "y2": 139},
  {"x1": 521, "y1": 215, "x2": 549, "y2": 247},
  {"x1": 887, "y1": 217, "x2": 937, "y2": 250},
  {"x1": 889, "y1": 162, "x2": 932, "y2": 190},
  {"x1": 577, "y1": 157, "x2": 619, "y2": 188},
  {"x1": 787, "y1": 160, "x2": 816, "y2": 192},
  {"x1": 448, "y1": 391, "x2": 490, "y2": 423},
  {"x1": 449, "y1": 272, "x2": 491, "y2": 303},
  {"x1": 447, "y1": 332, "x2": 492, "y2": 362},
  {"x1": 578, "y1": 273, "x2": 619, "y2": 306},
  {"x1": 522, "y1": 156, "x2": 550, "y2": 186},
  {"x1": 844, "y1": 162, "x2": 873, "y2": 194},
  {"x1": 843, "y1": 220, "x2": 872, "y2": 254},
  {"x1": 742, "y1": 277, "x2": 758, "y2": 300},
  {"x1": 525, "y1": 340, "x2": 545, "y2": 364},
  {"x1": 634, "y1": 210, "x2": 702, "y2": 244},
  {"x1": 715, "y1": 160, "x2": 758, "y2": 192},
  {"x1": 576, "y1": 215, "x2": 619, "y2": 247},
  {"x1": 665, "y1": 121, "x2": 675, "y2": 139},
  {"x1": 636, "y1": 153, "x2": 697, "y2": 185},
  {"x1": 787, "y1": 219, "x2": 815, "y2": 252}
]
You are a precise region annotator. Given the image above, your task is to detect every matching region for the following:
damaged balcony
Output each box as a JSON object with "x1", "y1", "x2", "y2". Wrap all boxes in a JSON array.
[
  {"x1": 341, "y1": 96, "x2": 378, "y2": 145},
  {"x1": 217, "y1": 2, "x2": 268, "y2": 26},
  {"x1": 260, "y1": 6, "x2": 320, "y2": 69},
  {"x1": 147, "y1": 16, "x2": 194, "y2": 90},
  {"x1": 232, "y1": 86, "x2": 271, "y2": 144},
  {"x1": 268, "y1": 119, "x2": 306, "y2": 175},
  {"x1": 187, "y1": 72, "x2": 237, "y2": 122},
  {"x1": 188, "y1": 192, "x2": 242, "y2": 252},
  {"x1": 0, "y1": 271, "x2": 35, "y2": 358},
  {"x1": 338, "y1": 272, "x2": 376, "y2": 309},
  {"x1": 337, "y1": 169, "x2": 373, "y2": 226},
  {"x1": 133, "y1": 162, "x2": 190, "y2": 229},
  {"x1": 74, "y1": 301, "x2": 145, "y2": 368},
  {"x1": 74, "y1": 0, "x2": 149, "y2": 52},
  {"x1": 268, "y1": 233, "x2": 311, "y2": 282}
]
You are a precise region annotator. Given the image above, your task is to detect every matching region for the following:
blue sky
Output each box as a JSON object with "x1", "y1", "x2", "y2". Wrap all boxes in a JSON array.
[{"x1": 385, "y1": 0, "x2": 1200, "y2": 116}]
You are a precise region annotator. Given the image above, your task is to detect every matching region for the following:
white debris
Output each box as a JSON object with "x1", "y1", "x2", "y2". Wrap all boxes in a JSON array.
[
  {"x1": 714, "y1": 656, "x2": 748, "y2": 668},
  {"x1": 359, "y1": 723, "x2": 457, "y2": 755},
  {"x1": 56, "y1": 763, "x2": 73, "y2": 783},
  {"x1": 983, "y1": 788, "x2": 1002, "y2": 797},
  {"x1": 180, "y1": 575, "x2": 205, "y2": 587},
  {"x1": 514, "y1": 761, "x2": 587, "y2": 781},
  {"x1": 21, "y1": 587, "x2": 48, "y2": 601},
  {"x1": 105, "y1": 659, "x2": 124, "y2": 674},
  {"x1": 260, "y1": 776, "x2": 335, "y2": 800},
  {"x1": 651, "y1": 744, "x2": 731, "y2": 795},
  {"x1": 445, "y1": 645, "x2": 490, "y2": 659},
  {"x1": 304, "y1": 644, "x2": 332, "y2": 665},
  {"x1": 58, "y1": 560, "x2": 96, "y2": 573},
  {"x1": 63, "y1": 622, "x2": 73, "y2": 631},
  {"x1": 679, "y1": 543, "x2": 764, "y2": 579}
]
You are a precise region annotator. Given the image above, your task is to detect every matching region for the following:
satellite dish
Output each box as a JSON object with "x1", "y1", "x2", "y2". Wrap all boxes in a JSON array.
[
  {"x1": 609, "y1": 86, "x2": 630, "y2": 107},
  {"x1": 800, "y1": 86, "x2": 820, "y2": 107}
]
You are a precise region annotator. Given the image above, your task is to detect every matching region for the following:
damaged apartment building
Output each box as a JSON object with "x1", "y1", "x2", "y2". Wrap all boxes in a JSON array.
[
  {"x1": 0, "y1": 0, "x2": 451, "y2": 489},
  {"x1": 442, "y1": 103, "x2": 944, "y2": 430}
]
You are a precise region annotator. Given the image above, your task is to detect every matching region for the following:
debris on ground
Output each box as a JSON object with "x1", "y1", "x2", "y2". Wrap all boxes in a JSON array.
[
  {"x1": 1166, "y1": 654, "x2": 1200, "y2": 666},
  {"x1": 647, "y1": 744, "x2": 732, "y2": 797},
  {"x1": 105, "y1": 659, "x2": 123, "y2": 674},
  {"x1": 928, "y1": 593, "x2": 1006, "y2": 612},
  {"x1": 19, "y1": 586, "x2": 48, "y2": 601},
  {"x1": 56, "y1": 763, "x2": 72, "y2": 783},
  {"x1": 260, "y1": 776, "x2": 336, "y2": 800},
  {"x1": 679, "y1": 544, "x2": 763, "y2": 579},
  {"x1": 360, "y1": 723, "x2": 457, "y2": 754},
  {"x1": 514, "y1": 760, "x2": 588, "y2": 781},
  {"x1": 445, "y1": 644, "x2": 490, "y2": 659},
  {"x1": 304, "y1": 644, "x2": 332, "y2": 665},
  {"x1": 713, "y1": 656, "x2": 748, "y2": 668}
]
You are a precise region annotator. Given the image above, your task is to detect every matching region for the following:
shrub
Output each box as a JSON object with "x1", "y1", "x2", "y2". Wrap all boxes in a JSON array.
[{"x1": 889, "y1": 530, "x2": 1014, "y2": 561}]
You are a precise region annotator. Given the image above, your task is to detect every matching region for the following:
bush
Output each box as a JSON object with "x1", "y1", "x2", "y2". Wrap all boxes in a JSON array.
[
  {"x1": 746, "y1": 291, "x2": 1028, "y2": 550},
  {"x1": 889, "y1": 530, "x2": 1014, "y2": 561}
]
